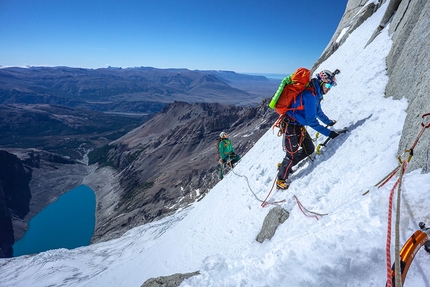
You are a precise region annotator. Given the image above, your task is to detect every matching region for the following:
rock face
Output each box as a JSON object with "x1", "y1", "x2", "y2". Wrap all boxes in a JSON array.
[
  {"x1": 0, "y1": 148, "x2": 89, "y2": 257},
  {"x1": 88, "y1": 100, "x2": 279, "y2": 243},
  {"x1": 256, "y1": 206, "x2": 290, "y2": 243},
  {"x1": 140, "y1": 271, "x2": 200, "y2": 287},
  {"x1": 313, "y1": 0, "x2": 430, "y2": 173},
  {"x1": 0, "y1": 150, "x2": 31, "y2": 258},
  {"x1": 385, "y1": 0, "x2": 430, "y2": 172}
]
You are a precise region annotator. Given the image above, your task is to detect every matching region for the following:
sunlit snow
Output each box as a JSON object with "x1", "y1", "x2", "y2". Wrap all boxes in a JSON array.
[{"x1": 1, "y1": 2, "x2": 430, "y2": 287}]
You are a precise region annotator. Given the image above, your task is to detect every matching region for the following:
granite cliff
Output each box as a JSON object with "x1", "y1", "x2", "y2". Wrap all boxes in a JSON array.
[{"x1": 313, "y1": 0, "x2": 430, "y2": 172}]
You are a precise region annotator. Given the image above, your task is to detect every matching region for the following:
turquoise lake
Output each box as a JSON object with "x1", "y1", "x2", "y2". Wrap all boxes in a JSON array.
[{"x1": 13, "y1": 185, "x2": 96, "y2": 257}]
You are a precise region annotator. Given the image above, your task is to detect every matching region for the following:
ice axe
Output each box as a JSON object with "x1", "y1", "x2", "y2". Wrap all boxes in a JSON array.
[{"x1": 315, "y1": 128, "x2": 348, "y2": 154}]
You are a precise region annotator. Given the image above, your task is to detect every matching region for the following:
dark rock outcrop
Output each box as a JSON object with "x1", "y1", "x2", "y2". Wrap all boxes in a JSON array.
[
  {"x1": 385, "y1": 0, "x2": 430, "y2": 172},
  {"x1": 256, "y1": 206, "x2": 290, "y2": 243},
  {"x1": 0, "y1": 148, "x2": 89, "y2": 256},
  {"x1": 0, "y1": 150, "x2": 32, "y2": 258},
  {"x1": 141, "y1": 271, "x2": 200, "y2": 287}
]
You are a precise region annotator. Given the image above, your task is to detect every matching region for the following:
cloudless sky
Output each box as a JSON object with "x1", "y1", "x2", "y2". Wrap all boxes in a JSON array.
[{"x1": 0, "y1": 0, "x2": 348, "y2": 74}]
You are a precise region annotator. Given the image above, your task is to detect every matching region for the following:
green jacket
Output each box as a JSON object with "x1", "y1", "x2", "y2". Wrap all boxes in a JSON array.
[{"x1": 218, "y1": 138, "x2": 235, "y2": 160}]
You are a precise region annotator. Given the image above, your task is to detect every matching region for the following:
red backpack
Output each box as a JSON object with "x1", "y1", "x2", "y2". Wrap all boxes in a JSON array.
[{"x1": 269, "y1": 68, "x2": 312, "y2": 115}]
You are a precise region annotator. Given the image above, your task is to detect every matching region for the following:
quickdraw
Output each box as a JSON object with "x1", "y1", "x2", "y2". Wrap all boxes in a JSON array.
[
  {"x1": 363, "y1": 113, "x2": 430, "y2": 195},
  {"x1": 272, "y1": 114, "x2": 286, "y2": 137}
]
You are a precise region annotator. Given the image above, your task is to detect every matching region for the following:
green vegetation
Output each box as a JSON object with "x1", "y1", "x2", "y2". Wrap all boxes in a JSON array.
[
  {"x1": 120, "y1": 180, "x2": 155, "y2": 211},
  {"x1": 88, "y1": 144, "x2": 115, "y2": 166}
]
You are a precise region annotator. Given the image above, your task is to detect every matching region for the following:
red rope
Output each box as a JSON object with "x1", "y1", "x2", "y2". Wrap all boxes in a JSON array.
[
  {"x1": 296, "y1": 198, "x2": 319, "y2": 220},
  {"x1": 385, "y1": 178, "x2": 398, "y2": 287},
  {"x1": 294, "y1": 195, "x2": 327, "y2": 220},
  {"x1": 261, "y1": 176, "x2": 278, "y2": 207},
  {"x1": 378, "y1": 166, "x2": 400, "y2": 189},
  {"x1": 385, "y1": 161, "x2": 407, "y2": 287}
]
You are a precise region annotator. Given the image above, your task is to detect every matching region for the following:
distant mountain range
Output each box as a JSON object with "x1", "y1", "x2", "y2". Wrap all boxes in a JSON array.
[{"x1": 0, "y1": 66, "x2": 279, "y2": 112}]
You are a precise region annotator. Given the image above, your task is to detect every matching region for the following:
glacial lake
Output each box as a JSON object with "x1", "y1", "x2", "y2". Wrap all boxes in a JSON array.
[{"x1": 13, "y1": 185, "x2": 96, "y2": 257}]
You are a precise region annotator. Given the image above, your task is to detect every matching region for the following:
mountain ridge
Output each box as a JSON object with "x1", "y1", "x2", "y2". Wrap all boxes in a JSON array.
[
  {"x1": 87, "y1": 99, "x2": 278, "y2": 243},
  {"x1": 0, "y1": 66, "x2": 278, "y2": 110}
]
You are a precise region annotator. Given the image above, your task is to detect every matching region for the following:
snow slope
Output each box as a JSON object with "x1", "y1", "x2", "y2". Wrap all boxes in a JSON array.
[{"x1": 1, "y1": 2, "x2": 430, "y2": 286}]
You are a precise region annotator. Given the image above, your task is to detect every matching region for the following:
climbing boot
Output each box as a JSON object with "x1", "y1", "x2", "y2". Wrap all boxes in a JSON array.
[{"x1": 276, "y1": 179, "x2": 291, "y2": 190}]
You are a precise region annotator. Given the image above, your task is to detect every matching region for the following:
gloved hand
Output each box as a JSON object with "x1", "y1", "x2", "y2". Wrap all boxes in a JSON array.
[
  {"x1": 329, "y1": 131, "x2": 339, "y2": 139},
  {"x1": 328, "y1": 120, "x2": 337, "y2": 126}
]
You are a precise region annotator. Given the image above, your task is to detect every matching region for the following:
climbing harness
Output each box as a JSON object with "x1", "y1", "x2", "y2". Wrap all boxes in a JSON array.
[{"x1": 272, "y1": 114, "x2": 287, "y2": 137}]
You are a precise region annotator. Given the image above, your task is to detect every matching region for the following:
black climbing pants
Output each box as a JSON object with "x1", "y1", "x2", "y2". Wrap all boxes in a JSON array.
[{"x1": 277, "y1": 124, "x2": 314, "y2": 180}]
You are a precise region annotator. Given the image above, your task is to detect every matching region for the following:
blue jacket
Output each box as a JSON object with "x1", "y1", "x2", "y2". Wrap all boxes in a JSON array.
[{"x1": 286, "y1": 79, "x2": 333, "y2": 137}]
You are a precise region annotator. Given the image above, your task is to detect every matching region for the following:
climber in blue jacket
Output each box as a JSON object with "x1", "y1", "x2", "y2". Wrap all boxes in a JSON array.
[{"x1": 276, "y1": 69, "x2": 340, "y2": 190}]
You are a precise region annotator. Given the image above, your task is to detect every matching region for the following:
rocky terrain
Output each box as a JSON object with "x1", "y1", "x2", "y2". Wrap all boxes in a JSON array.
[
  {"x1": 138, "y1": 0, "x2": 430, "y2": 283},
  {"x1": 87, "y1": 100, "x2": 279, "y2": 243},
  {"x1": 0, "y1": 68, "x2": 279, "y2": 257},
  {"x1": 0, "y1": 104, "x2": 148, "y2": 159}
]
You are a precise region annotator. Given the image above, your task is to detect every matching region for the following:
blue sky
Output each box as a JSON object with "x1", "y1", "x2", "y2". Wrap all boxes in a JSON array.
[{"x1": 0, "y1": 0, "x2": 348, "y2": 74}]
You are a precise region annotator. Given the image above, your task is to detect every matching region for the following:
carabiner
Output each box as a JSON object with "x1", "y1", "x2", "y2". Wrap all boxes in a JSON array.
[{"x1": 421, "y1": 113, "x2": 430, "y2": 128}]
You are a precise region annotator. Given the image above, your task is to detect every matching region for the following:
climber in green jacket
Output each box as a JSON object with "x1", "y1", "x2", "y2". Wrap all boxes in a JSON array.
[{"x1": 218, "y1": 131, "x2": 241, "y2": 179}]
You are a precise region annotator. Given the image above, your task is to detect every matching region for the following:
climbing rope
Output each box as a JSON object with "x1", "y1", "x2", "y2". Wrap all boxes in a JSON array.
[
  {"x1": 294, "y1": 195, "x2": 328, "y2": 220},
  {"x1": 394, "y1": 161, "x2": 406, "y2": 287},
  {"x1": 230, "y1": 160, "x2": 328, "y2": 222},
  {"x1": 363, "y1": 112, "x2": 430, "y2": 196},
  {"x1": 383, "y1": 113, "x2": 430, "y2": 287},
  {"x1": 385, "y1": 161, "x2": 407, "y2": 287},
  {"x1": 231, "y1": 169, "x2": 285, "y2": 207}
]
